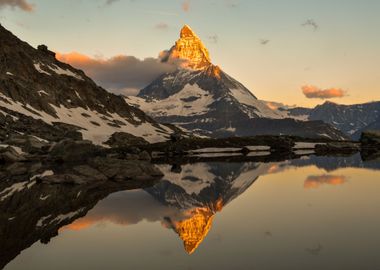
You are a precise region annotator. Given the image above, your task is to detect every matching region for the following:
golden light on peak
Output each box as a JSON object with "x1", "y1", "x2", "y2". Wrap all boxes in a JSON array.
[
  {"x1": 173, "y1": 207, "x2": 214, "y2": 254},
  {"x1": 180, "y1": 24, "x2": 197, "y2": 38},
  {"x1": 169, "y1": 25, "x2": 212, "y2": 70},
  {"x1": 171, "y1": 198, "x2": 224, "y2": 254}
]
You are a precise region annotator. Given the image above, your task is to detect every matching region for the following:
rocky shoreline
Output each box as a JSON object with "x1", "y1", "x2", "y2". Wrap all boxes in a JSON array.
[{"x1": 2, "y1": 129, "x2": 378, "y2": 187}]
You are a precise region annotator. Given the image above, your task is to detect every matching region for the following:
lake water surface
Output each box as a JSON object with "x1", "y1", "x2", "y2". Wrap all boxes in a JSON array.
[{"x1": 3, "y1": 154, "x2": 380, "y2": 270}]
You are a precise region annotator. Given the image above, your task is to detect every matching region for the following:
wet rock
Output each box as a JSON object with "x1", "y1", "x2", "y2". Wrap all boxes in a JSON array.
[
  {"x1": 171, "y1": 164, "x2": 182, "y2": 173},
  {"x1": 72, "y1": 165, "x2": 107, "y2": 182},
  {"x1": 40, "y1": 174, "x2": 86, "y2": 185},
  {"x1": 360, "y1": 131, "x2": 380, "y2": 147},
  {"x1": 90, "y1": 157, "x2": 163, "y2": 181},
  {"x1": 48, "y1": 139, "x2": 101, "y2": 162},
  {"x1": 138, "y1": 151, "x2": 151, "y2": 161},
  {"x1": 24, "y1": 136, "x2": 50, "y2": 154},
  {"x1": 106, "y1": 132, "x2": 149, "y2": 148}
]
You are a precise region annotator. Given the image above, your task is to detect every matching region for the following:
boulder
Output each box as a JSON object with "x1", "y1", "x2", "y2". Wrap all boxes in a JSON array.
[
  {"x1": 170, "y1": 132, "x2": 182, "y2": 142},
  {"x1": 360, "y1": 131, "x2": 380, "y2": 147},
  {"x1": 24, "y1": 136, "x2": 50, "y2": 154},
  {"x1": 48, "y1": 139, "x2": 101, "y2": 162},
  {"x1": 0, "y1": 146, "x2": 24, "y2": 163},
  {"x1": 37, "y1": 44, "x2": 56, "y2": 57},
  {"x1": 90, "y1": 157, "x2": 163, "y2": 181},
  {"x1": 106, "y1": 132, "x2": 149, "y2": 147},
  {"x1": 138, "y1": 151, "x2": 151, "y2": 161},
  {"x1": 41, "y1": 174, "x2": 86, "y2": 185},
  {"x1": 72, "y1": 165, "x2": 107, "y2": 182}
]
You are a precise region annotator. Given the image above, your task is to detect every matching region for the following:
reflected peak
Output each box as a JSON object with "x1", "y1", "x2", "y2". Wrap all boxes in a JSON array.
[
  {"x1": 173, "y1": 207, "x2": 214, "y2": 254},
  {"x1": 171, "y1": 199, "x2": 224, "y2": 254}
]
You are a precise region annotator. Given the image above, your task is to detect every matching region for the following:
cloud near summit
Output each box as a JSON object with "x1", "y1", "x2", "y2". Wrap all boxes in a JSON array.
[
  {"x1": 56, "y1": 52, "x2": 177, "y2": 96},
  {"x1": 302, "y1": 85, "x2": 347, "y2": 99},
  {"x1": 0, "y1": 0, "x2": 34, "y2": 11}
]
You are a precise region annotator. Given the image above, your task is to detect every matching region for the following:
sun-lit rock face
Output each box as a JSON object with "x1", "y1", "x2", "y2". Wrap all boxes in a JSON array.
[
  {"x1": 173, "y1": 207, "x2": 214, "y2": 254},
  {"x1": 171, "y1": 198, "x2": 224, "y2": 254},
  {"x1": 169, "y1": 25, "x2": 212, "y2": 70}
]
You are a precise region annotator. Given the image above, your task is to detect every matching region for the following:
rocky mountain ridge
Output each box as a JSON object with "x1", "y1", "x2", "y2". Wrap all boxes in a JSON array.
[
  {"x1": 284, "y1": 101, "x2": 380, "y2": 139},
  {"x1": 0, "y1": 23, "x2": 176, "y2": 145}
]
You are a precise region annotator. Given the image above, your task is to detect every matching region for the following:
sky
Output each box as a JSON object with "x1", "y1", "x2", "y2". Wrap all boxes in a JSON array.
[{"x1": 0, "y1": 0, "x2": 379, "y2": 107}]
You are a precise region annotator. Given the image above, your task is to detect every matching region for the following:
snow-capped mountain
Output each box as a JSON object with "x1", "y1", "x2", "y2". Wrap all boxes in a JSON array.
[
  {"x1": 146, "y1": 161, "x2": 276, "y2": 210},
  {"x1": 126, "y1": 25, "x2": 346, "y2": 140},
  {"x1": 0, "y1": 24, "x2": 175, "y2": 145},
  {"x1": 285, "y1": 101, "x2": 380, "y2": 139}
]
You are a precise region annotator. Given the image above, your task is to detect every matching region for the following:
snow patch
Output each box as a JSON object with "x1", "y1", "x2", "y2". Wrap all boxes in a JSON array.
[
  {"x1": 0, "y1": 144, "x2": 24, "y2": 155},
  {"x1": 49, "y1": 64, "x2": 84, "y2": 80},
  {"x1": 294, "y1": 150, "x2": 315, "y2": 155},
  {"x1": 190, "y1": 147, "x2": 242, "y2": 153},
  {"x1": 39, "y1": 194, "x2": 50, "y2": 201},
  {"x1": 0, "y1": 181, "x2": 35, "y2": 201},
  {"x1": 192, "y1": 153, "x2": 242, "y2": 158},
  {"x1": 158, "y1": 164, "x2": 216, "y2": 196},
  {"x1": 229, "y1": 87, "x2": 285, "y2": 119},
  {"x1": 244, "y1": 145, "x2": 271, "y2": 151},
  {"x1": 0, "y1": 93, "x2": 171, "y2": 145},
  {"x1": 50, "y1": 208, "x2": 85, "y2": 224},
  {"x1": 127, "y1": 83, "x2": 214, "y2": 117},
  {"x1": 293, "y1": 142, "x2": 326, "y2": 149},
  {"x1": 37, "y1": 90, "x2": 49, "y2": 96},
  {"x1": 33, "y1": 62, "x2": 51, "y2": 75},
  {"x1": 30, "y1": 170, "x2": 54, "y2": 181},
  {"x1": 246, "y1": 151, "x2": 270, "y2": 157},
  {"x1": 31, "y1": 135, "x2": 49, "y2": 143}
]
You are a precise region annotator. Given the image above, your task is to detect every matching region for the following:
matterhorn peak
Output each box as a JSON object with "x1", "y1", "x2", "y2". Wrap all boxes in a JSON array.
[
  {"x1": 180, "y1": 24, "x2": 197, "y2": 38},
  {"x1": 168, "y1": 25, "x2": 212, "y2": 70}
]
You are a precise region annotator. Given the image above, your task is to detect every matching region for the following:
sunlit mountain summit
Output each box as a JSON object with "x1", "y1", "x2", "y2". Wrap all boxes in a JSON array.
[
  {"x1": 166, "y1": 24, "x2": 212, "y2": 70},
  {"x1": 126, "y1": 25, "x2": 345, "y2": 140}
]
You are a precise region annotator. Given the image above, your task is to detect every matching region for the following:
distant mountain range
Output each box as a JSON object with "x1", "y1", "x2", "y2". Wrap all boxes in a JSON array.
[
  {"x1": 284, "y1": 101, "x2": 380, "y2": 139},
  {"x1": 126, "y1": 25, "x2": 346, "y2": 140}
]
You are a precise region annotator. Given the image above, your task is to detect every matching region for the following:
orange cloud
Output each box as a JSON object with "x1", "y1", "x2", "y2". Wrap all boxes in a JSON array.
[
  {"x1": 0, "y1": 0, "x2": 34, "y2": 11},
  {"x1": 60, "y1": 218, "x2": 95, "y2": 232},
  {"x1": 182, "y1": 0, "x2": 190, "y2": 12},
  {"x1": 304, "y1": 174, "x2": 347, "y2": 189},
  {"x1": 302, "y1": 85, "x2": 347, "y2": 99},
  {"x1": 56, "y1": 52, "x2": 93, "y2": 65},
  {"x1": 56, "y1": 52, "x2": 177, "y2": 95}
]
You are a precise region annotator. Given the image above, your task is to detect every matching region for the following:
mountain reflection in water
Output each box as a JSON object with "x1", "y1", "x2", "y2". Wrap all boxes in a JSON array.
[{"x1": 2, "y1": 153, "x2": 380, "y2": 270}]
